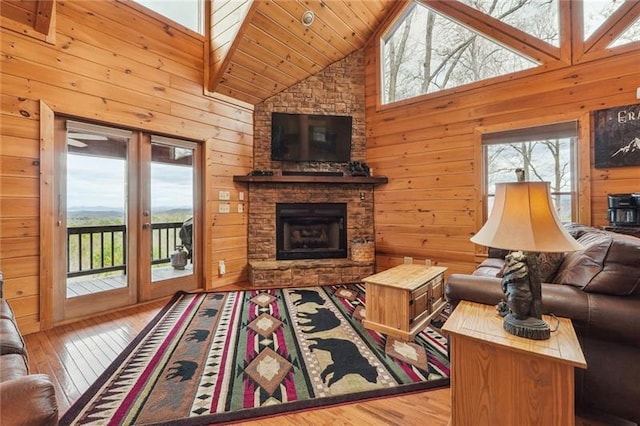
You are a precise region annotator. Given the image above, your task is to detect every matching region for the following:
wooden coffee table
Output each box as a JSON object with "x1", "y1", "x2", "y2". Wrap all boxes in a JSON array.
[{"x1": 362, "y1": 264, "x2": 447, "y2": 341}]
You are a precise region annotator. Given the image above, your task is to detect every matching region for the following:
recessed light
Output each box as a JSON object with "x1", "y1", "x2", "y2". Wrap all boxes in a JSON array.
[{"x1": 301, "y1": 10, "x2": 314, "y2": 27}]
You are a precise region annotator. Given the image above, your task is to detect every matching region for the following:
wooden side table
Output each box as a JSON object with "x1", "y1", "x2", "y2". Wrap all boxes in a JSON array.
[
  {"x1": 363, "y1": 264, "x2": 447, "y2": 341},
  {"x1": 442, "y1": 301, "x2": 587, "y2": 426}
]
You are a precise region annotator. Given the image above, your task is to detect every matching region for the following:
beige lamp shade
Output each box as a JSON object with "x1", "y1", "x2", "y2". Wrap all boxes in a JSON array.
[{"x1": 471, "y1": 182, "x2": 583, "y2": 253}]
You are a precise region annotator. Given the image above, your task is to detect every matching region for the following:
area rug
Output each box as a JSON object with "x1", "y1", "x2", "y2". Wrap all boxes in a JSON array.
[{"x1": 59, "y1": 283, "x2": 450, "y2": 425}]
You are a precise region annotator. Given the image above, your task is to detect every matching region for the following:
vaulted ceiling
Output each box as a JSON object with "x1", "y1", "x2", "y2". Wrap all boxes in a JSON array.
[{"x1": 208, "y1": 0, "x2": 401, "y2": 105}]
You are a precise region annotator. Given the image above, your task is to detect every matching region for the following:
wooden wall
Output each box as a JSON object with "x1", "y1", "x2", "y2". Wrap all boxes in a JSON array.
[
  {"x1": 364, "y1": 13, "x2": 640, "y2": 275},
  {"x1": 0, "y1": 0, "x2": 253, "y2": 334}
]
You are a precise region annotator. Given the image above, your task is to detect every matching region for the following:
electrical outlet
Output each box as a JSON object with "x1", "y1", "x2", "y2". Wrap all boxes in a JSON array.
[
  {"x1": 403, "y1": 256, "x2": 413, "y2": 264},
  {"x1": 218, "y1": 260, "x2": 226, "y2": 275},
  {"x1": 218, "y1": 190, "x2": 230, "y2": 200},
  {"x1": 239, "y1": 191, "x2": 245, "y2": 201},
  {"x1": 237, "y1": 203, "x2": 244, "y2": 213},
  {"x1": 425, "y1": 259, "x2": 432, "y2": 267},
  {"x1": 218, "y1": 203, "x2": 230, "y2": 213},
  {"x1": 637, "y1": 87, "x2": 640, "y2": 99}
]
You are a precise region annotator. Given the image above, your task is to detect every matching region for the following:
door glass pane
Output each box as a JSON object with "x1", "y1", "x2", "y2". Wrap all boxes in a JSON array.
[
  {"x1": 66, "y1": 130, "x2": 129, "y2": 298},
  {"x1": 150, "y1": 143, "x2": 194, "y2": 283}
]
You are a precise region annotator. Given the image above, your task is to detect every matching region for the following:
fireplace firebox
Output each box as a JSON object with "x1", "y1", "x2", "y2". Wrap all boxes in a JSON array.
[{"x1": 276, "y1": 203, "x2": 347, "y2": 260}]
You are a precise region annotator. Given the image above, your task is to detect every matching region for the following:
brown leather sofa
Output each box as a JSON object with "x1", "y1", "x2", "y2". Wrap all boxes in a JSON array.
[
  {"x1": 0, "y1": 272, "x2": 58, "y2": 426},
  {"x1": 445, "y1": 224, "x2": 640, "y2": 424}
]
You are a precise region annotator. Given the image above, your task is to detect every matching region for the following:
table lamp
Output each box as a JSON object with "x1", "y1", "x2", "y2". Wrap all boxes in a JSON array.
[{"x1": 471, "y1": 179, "x2": 583, "y2": 340}]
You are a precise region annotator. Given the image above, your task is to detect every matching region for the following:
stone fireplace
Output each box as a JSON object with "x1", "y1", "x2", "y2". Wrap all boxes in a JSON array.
[
  {"x1": 276, "y1": 203, "x2": 347, "y2": 260},
  {"x1": 243, "y1": 50, "x2": 378, "y2": 286},
  {"x1": 245, "y1": 182, "x2": 376, "y2": 286}
]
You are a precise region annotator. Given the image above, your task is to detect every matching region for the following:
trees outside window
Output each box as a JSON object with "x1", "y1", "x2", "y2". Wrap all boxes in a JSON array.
[
  {"x1": 381, "y1": 1, "x2": 542, "y2": 104},
  {"x1": 381, "y1": 0, "x2": 640, "y2": 105},
  {"x1": 483, "y1": 123, "x2": 578, "y2": 222}
]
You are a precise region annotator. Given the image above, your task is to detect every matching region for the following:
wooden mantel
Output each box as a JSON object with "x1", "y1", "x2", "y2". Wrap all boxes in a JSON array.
[{"x1": 233, "y1": 175, "x2": 388, "y2": 185}]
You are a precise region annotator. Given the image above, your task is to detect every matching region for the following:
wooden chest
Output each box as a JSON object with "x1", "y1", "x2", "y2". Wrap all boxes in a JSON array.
[{"x1": 362, "y1": 264, "x2": 447, "y2": 341}]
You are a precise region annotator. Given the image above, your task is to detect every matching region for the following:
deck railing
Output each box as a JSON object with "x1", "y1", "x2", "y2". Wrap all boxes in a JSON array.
[{"x1": 67, "y1": 222, "x2": 184, "y2": 278}]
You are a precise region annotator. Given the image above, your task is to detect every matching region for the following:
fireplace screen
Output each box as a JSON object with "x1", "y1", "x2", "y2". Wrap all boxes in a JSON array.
[{"x1": 276, "y1": 203, "x2": 347, "y2": 260}]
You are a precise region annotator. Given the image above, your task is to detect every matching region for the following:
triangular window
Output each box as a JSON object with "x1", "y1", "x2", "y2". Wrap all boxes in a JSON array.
[
  {"x1": 381, "y1": 3, "x2": 538, "y2": 105},
  {"x1": 456, "y1": 0, "x2": 560, "y2": 47},
  {"x1": 583, "y1": 0, "x2": 624, "y2": 40},
  {"x1": 609, "y1": 15, "x2": 640, "y2": 48}
]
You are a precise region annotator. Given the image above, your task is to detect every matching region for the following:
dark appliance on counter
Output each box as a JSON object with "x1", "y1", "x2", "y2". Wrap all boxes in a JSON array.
[{"x1": 608, "y1": 193, "x2": 640, "y2": 226}]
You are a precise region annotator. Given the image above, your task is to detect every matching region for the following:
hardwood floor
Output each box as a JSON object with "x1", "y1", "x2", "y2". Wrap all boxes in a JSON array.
[{"x1": 23, "y1": 295, "x2": 452, "y2": 425}]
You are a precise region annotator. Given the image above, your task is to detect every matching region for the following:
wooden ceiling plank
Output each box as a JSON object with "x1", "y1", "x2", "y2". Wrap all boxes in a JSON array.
[
  {"x1": 343, "y1": 0, "x2": 383, "y2": 29},
  {"x1": 251, "y1": 8, "x2": 337, "y2": 66},
  {"x1": 213, "y1": 0, "x2": 246, "y2": 24},
  {"x1": 215, "y1": 83, "x2": 264, "y2": 105},
  {"x1": 243, "y1": 24, "x2": 320, "y2": 75},
  {"x1": 34, "y1": 0, "x2": 54, "y2": 35},
  {"x1": 255, "y1": 2, "x2": 347, "y2": 61},
  {"x1": 319, "y1": 0, "x2": 377, "y2": 44},
  {"x1": 235, "y1": 37, "x2": 308, "y2": 83},
  {"x1": 208, "y1": 0, "x2": 258, "y2": 92},
  {"x1": 233, "y1": 49, "x2": 300, "y2": 87},
  {"x1": 273, "y1": 1, "x2": 355, "y2": 56},
  {"x1": 218, "y1": 72, "x2": 280, "y2": 100},
  {"x1": 221, "y1": 61, "x2": 289, "y2": 96},
  {"x1": 294, "y1": 0, "x2": 366, "y2": 50}
]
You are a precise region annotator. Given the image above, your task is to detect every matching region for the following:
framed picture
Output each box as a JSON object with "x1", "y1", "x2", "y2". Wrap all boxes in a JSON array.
[{"x1": 593, "y1": 103, "x2": 640, "y2": 169}]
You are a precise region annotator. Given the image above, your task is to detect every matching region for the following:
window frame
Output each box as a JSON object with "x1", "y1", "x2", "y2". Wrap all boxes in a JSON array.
[
  {"x1": 473, "y1": 115, "x2": 591, "y2": 257},
  {"x1": 481, "y1": 122, "x2": 579, "y2": 223},
  {"x1": 375, "y1": 0, "x2": 640, "y2": 111}
]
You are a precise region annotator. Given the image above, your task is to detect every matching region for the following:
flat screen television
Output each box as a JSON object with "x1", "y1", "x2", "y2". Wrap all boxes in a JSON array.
[{"x1": 271, "y1": 112, "x2": 352, "y2": 162}]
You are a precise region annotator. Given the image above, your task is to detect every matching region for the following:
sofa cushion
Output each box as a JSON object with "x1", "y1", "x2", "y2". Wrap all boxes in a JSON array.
[
  {"x1": 0, "y1": 353, "x2": 29, "y2": 382},
  {"x1": 0, "y1": 299, "x2": 14, "y2": 320},
  {"x1": 553, "y1": 230, "x2": 640, "y2": 296},
  {"x1": 533, "y1": 252, "x2": 565, "y2": 282},
  {"x1": 0, "y1": 318, "x2": 26, "y2": 356}
]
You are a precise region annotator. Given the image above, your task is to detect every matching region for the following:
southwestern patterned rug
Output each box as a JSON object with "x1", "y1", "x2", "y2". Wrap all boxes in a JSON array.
[{"x1": 60, "y1": 283, "x2": 450, "y2": 425}]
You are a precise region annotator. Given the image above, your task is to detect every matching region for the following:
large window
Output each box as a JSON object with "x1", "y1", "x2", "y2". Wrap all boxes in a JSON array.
[
  {"x1": 482, "y1": 122, "x2": 578, "y2": 223},
  {"x1": 381, "y1": 1, "x2": 540, "y2": 105},
  {"x1": 134, "y1": 0, "x2": 203, "y2": 34}
]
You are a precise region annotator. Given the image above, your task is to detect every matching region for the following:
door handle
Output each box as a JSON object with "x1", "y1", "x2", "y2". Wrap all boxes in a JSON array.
[{"x1": 142, "y1": 223, "x2": 151, "y2": 229}]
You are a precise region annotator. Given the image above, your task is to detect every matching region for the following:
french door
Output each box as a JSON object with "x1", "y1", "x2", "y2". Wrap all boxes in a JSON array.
[{"x1": 53, "y1": 119, "x2": 202, "y2": 322}]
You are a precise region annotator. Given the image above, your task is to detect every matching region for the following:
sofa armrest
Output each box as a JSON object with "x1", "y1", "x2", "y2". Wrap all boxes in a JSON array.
[
  {"x1": 446, "y1": 274, "x2": 640, "y2": 347},
  {"x1": 445, "y1": 274, "x2": 505, "y2": 307},
  {"x1": 0, "y1": 374, "x2": 58, "y2": 426}
]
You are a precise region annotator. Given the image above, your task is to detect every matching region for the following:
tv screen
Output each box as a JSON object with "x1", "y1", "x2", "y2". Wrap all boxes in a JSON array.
[{"x1": 271, "y1": 112, "x2": 352, "y2": 162}]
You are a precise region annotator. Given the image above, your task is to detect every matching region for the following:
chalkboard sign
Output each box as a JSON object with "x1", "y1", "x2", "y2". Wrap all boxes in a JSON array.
[{"x1": 594, "y1": 103, "x2": 640, "y2": 168}]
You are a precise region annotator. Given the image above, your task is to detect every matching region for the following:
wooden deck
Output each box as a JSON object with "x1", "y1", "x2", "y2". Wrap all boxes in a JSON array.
[{"x1": 66, "y1": 264, "x2": 193, "y2": 298}]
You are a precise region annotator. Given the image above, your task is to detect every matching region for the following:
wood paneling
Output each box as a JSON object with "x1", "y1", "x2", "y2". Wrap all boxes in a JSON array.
[
  {"x1": 208, "y1": 0, "x2": 398, "y2": 104},
  {"x1": 0, "y1": 0, "x2": 55, "y2": 43},
  {"x1": 365, "y1": 4, "x2": 640, "y2": 275},
  {"x1": 0, "y1": 0, "x2": 253, "y2": 333}
]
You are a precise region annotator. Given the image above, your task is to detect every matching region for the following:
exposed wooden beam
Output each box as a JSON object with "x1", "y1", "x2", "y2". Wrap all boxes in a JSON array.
[{"x1": 34, "y1": 0, "x2": 55, "y2": 35}]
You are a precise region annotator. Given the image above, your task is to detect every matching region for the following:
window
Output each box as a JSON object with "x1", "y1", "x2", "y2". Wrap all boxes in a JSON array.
[
  {"x1": 482, "y1": 122, "x2": 578, "y2": 223},
  {"x1": 381, "y1": 1, "x2": 539, "y2": 105},
  {"x1": 134, "y1": 0, "x2": 203, "y2": 34},
  {"x1": 609, "y1": 16, "x2": 640, "y2": 48},
  {"x1": 457, "y1": 0, "x2": 559, "y2": 47},
  {"x1": 583, "y1": 0, "x2": 624, "y2": 40}
]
